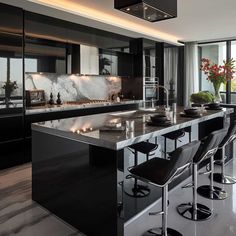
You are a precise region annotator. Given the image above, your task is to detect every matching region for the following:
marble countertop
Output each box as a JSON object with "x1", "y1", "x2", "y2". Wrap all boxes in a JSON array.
[
  {"x1": 32, "y1": 107, "x2": 233, "y2": 150},
  {"x1": 26, "y1": 100, "x2": 142, "y2": 115}
]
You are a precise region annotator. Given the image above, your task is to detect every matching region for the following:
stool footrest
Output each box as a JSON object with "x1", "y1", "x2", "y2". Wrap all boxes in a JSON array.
[
  {"x1": 199, "y1": 170, "x2": 212, "y2": 175},
  {"x1": 149, "y1": 211, "x2": 164, "y2": 216},
  {"x1": 181, "y1": 182, "x2": 194, "y2": 189}
]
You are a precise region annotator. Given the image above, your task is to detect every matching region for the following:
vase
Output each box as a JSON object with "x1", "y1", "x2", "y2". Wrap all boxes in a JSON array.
[
  {"x1": 212, "y1": 81, "x2": 222, "y2": 103},
  {"x1": 5, "y1": 87, "x2": 12, "y2": 106}
]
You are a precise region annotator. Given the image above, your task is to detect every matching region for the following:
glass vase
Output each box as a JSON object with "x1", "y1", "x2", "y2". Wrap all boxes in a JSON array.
[{"x1": 212, "y1": 81, "x2": 222, "y2": 103}]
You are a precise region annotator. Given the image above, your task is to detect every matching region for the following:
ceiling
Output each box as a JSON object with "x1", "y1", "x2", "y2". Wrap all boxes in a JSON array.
[{"x1": 2, "y1": 0, "x2": 236, "y2": 45}]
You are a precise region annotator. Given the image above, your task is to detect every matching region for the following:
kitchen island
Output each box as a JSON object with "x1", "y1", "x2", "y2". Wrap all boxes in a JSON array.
[{"x1": 31, "y1": 107, "x2": 233, "y2": 236}]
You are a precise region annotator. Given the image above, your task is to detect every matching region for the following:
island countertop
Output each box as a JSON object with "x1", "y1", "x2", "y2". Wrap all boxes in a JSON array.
[{"x1": 32, "y1": 107, "x2": 233, "y2": 150}]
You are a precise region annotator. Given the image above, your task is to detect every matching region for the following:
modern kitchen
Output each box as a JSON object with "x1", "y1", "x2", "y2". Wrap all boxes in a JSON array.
[{"x1": 0, "y1": 1, "x2": 236, "y2": 236}]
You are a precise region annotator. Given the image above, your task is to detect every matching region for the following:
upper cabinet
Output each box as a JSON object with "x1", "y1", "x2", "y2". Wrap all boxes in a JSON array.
[
  {"x1": 25, "y1": 11, "x2": 133, "y2": 76},
  {"x1": 25, "y1": 37, "x2": 67, "y2": 74},
  {"x1": 0, "y1": 3, "x2": 23, "y2": 35}
]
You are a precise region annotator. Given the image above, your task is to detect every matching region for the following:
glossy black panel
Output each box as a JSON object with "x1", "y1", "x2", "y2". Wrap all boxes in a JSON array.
[
  {"x1": 0, "y1": 3, "x2": 23, "y2": 34},
  {"x1": 32, "y1": 130, "x2": 122, "y2": 236},
  {"x1": 25, "y1": 37, "x2": 67, "y2": 74}
]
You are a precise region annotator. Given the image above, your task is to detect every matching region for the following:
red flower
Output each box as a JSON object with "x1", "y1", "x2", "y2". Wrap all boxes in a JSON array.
[{"x1": 200, "y1": 58, "x2": 235, "y2": 84}]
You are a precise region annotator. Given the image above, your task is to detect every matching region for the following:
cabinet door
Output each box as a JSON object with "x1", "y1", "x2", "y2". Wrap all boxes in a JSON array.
[
  {"x1": 0, "y1": 115, "x2": 24, "y2": 142},
  {"x1": 0, "y1": 3, "x2": 23, "y2": 34},
  {"x1": 25, "y1": 37, "x2": 67, "y2": 74}
]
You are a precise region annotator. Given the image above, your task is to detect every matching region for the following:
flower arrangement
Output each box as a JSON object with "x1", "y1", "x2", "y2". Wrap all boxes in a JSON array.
[
  {"x1": 200, "y1": 58, "x2": 235, "y2": 102},
  {"x1": 2, "y1": 80, "x2": 18, "y2": 97}
]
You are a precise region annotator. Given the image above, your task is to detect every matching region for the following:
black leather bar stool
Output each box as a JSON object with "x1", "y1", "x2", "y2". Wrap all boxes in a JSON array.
[
  {"x1": 213, "y1": 121, "x2": 236, "y2": 184},
  {"x1": 177, "y1": 128, "x2": 228, "y2": 221},
  {"x1": 128, "y1": 140, "x2": 200, "y2": 236},
  {"x1": 125, "y1": 141, "x2": 158, "y2": 198},
  {"x1": 163, "y1": 130, "x2": 185, "y2": 158}
]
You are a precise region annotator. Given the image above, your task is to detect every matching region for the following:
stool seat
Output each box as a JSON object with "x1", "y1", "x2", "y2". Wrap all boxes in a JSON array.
[
  {"x1": 163, "y1": 130, "x2": 185, "y2": 140},
  {"x1": 129, "y1": 142, "x2": 158, "y2": 154},
  {"x1": 130, "y1": 158, "x2": 170, "y2": 186}
]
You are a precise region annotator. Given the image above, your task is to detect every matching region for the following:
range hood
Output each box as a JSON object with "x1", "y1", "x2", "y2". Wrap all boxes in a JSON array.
[{"x1": 114, "y1": 0, "x2": 177, "y2": 22}]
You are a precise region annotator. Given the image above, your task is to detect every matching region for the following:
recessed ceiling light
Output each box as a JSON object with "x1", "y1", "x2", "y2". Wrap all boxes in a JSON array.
[
  {"x1": 126, "y1": 8, "x2": 130, "y2": 11},
  {"x1": 144, "y1": 6, "x2": 148, "y2": 10}
]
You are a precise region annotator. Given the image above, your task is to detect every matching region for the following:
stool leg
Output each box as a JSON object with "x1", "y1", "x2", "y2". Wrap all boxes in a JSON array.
[
  {"x1": 175, "y1": 139, "x2": 177, "y2": 150},
  {"x1": 213, "y1": 146, "x2": 236, "y2": 184},
  {"x1": 162, "y1": 185, "x2": 168, "y2": 236},
  {"x1": 146, "y1": 154, "x2": 149, "y2": 162},
  {"x1": 177, "y1": 163, "x2": 212, "y2": 221},
  {"x1": 189, "y1": 131, "x2": 192, "y2": 143},
  {"x1": 145, "y1": 186, "x2": 183, "y2": 236},
  {"x1": 164, "y1": 137, "x2": 167, "y2": 159},
  {"x1": 197, "y1": 155, "x2": 228, "y2": 200}
]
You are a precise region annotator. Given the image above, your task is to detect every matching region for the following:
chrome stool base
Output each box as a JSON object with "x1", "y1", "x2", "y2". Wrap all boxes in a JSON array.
[
  {"x1": 143, "y1": 227, "x2": 182, "y2": 236},
  {"x1": 213, "y1": 173, "x2": 236, "y2": 185},
  {"x1": 177, "y1": 203, "x2": 212, "y2": 221},
  {"x1": 124, "y1": 183, "x2": 150, "y2": 198},
  {"x1": 197, "y1": 185, "x2": 228, "y2": 200}
]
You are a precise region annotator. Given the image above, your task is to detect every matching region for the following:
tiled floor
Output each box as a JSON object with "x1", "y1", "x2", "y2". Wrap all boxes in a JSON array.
[
  {"x1": 0, "y1": 159, "x2": 236, "y2": 236},
  {"x1": 125, "y1": 159, "x2": 236, "y2": 236}
]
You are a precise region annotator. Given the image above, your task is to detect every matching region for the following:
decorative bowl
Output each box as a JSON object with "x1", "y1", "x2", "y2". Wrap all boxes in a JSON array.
[
  {"x1": 184, "y1": 108, "x2": 199, "y2": 116},
  {"x1": 150, "y1": 114, "x2": 168, "y2": 123}
]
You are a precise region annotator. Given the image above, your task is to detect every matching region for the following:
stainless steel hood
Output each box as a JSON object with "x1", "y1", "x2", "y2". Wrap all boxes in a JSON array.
[{"x1": 114, "y1": 0, "x2": 177, "y2": 22}]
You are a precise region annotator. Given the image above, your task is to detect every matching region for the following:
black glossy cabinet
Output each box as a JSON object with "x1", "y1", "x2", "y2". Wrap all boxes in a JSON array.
[
  {"x1": 25, "y1": 37, "x2": 67, "y2": 74},
  {"x1": 0, "y1": 3, "x2": 23, "y2": 34}
]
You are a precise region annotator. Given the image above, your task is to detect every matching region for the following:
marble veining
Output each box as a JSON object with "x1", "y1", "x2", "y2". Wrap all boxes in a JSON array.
[
  {"x1": 0, "y1": 164, "x2": 83, "y2": 236},
  {"x1": 25, "y1": 73, "x2": 121, "y2": 102},
  {"x1": 32, "y1": 108, "x2": 233, "y2": 150}
]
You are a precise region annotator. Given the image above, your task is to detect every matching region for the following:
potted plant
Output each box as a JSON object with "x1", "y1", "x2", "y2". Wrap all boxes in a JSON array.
[
  {"x1": 190, "y1": 91, "x2": 215, "y2": 104},
  {"x1": 2, "y1": 80, "x2": 18, "y2": 103},
  {"x1": 200, "y1": 58, "x2": 235, "y2": 102}
]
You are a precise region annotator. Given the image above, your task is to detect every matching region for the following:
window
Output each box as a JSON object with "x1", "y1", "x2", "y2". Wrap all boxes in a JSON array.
[
  {"x1": 199, "y1": 42, "x2": 226, "y2": 102},
  {"x1": 230, "y1": 41, "x2": 236, "y2": 103}
]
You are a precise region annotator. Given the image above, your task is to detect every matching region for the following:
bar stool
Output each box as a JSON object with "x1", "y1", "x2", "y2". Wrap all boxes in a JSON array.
[
  {"x1": 213, "y1": 121, "x2": 236, "y2": 184},
  {"x1": 125, "y1": 141, "x2": 158, "y2": 198},
  {"x1": 177, "y1": 128, "x2": 228, "y2": 221},
  {"x1": 163, "y1": 130, "x2": 185, "y2": 158},
  {"x1": 128, "y1": 140, "x2": 200, "y2": 236}
]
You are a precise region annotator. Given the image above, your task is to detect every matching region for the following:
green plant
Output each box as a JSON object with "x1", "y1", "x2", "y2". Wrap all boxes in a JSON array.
[{"x1": 190, "y1": 91, "x2": 215, "y2": 104}]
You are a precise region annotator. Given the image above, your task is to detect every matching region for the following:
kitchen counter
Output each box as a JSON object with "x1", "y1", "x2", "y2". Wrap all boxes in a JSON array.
[
  {"x1": 26, "y1": 100, "x2": 142, "y2": 115},
  {"x1": 32, "y1": 107, "x2": 233, "y2": 150},
  {"x1": 32, "y1": 107, "x2": 233, "y2": 236}
]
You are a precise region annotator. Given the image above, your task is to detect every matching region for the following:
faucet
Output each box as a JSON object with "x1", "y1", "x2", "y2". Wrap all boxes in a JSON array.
[
  {"x1": 156, "y1": 85, "x2": 169, "y2": 110},
  {"x1": 143, "y1": 84, "x2": 169, "y2": 110}
]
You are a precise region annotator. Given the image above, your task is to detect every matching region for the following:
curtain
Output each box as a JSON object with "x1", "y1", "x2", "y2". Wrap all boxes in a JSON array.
[
  {"x1": 184, "y1": 42, "x2": 199, "y2": 106},
  {"x1": 164, "y1": 47, "x2": 178, "y2": 100}
]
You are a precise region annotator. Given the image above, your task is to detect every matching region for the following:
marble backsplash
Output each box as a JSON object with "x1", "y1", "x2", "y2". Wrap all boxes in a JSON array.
[{"x1": 25, "y1": 73, "x2": 121, "y2": 102}]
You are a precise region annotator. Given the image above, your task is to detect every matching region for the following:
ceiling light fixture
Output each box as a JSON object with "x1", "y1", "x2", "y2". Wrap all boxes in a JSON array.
[{"x1": 114, "y1": 0, "x2": 177, "y2": 22}]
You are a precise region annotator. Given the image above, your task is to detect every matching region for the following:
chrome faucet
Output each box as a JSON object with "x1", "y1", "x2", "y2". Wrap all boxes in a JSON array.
[
  {"x1": 143, "y1": 84, "x2": 169, "y2": 110},
  {"x1": 156, "y1": 85, "x2": 169, "y2": 110}
]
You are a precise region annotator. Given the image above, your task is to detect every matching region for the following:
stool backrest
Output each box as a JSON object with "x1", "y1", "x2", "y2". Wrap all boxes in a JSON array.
[
  {"x1": 165, "y1": 140, "x2": 201, "y2": 184},
  {"x1": 193, "y1": 128, "x2": 228, "y2": 164},
  {"x1": 219, "y1": 121, "x2": 236, "y2": 147}
]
